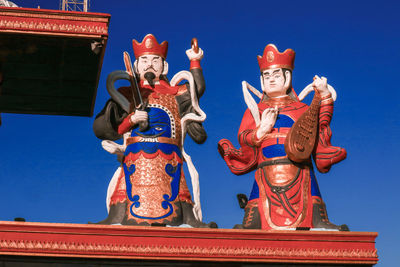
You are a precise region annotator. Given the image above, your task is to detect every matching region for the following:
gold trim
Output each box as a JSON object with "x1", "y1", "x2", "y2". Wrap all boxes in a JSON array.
[
  {"x1": 320, "y1": 97, "x2": 333, "y2": 104},
  {"x1": 126, "y1": 136, "x2": 179, "y2": 146},
  {"x1": 264, "y1": 44, "x2": 295, "y2": 55},
  {"x1": 0, "y1": 238, "x2": 378, "y2": 260},
  {"x1": 0, "y1": 10, "x2": 110, "y2": 22},
  {"x1": 0, "y1": 28, "x2": 105, "y2": 38},
  {"x1": 261, "y1": 64, "x2": 293, "y2": 71},
  {"x1": 0, "y1": 19, "x2": 108, "y2": 35},
  {"x1": 134, "y1": 51, "x2": 166, "y2": 59},
  {"x1": 264, "y1": 133, "x2": 287, "y2": 139}
]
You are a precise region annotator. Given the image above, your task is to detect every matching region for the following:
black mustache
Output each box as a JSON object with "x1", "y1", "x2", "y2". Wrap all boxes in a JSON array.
[
  {"x1": 144, "y1": 66, "x2": 156, "y2": 71},
  {"x1": 144, "y1": 72, "x2": 156, "y2": 88}
]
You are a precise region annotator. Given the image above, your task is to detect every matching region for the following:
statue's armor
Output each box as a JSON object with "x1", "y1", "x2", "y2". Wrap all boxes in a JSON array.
[
  {"x1": 92, "y1": 34, "x2": 212, "y2": 227},
  {"x1": 113, "y1": 81, "x2": 194, "y2": 225}
]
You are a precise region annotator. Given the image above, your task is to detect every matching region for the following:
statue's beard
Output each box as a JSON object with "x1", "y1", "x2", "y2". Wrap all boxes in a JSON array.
[{"x1": 144, "y1": 72, "x2": 156, "y2": 88}]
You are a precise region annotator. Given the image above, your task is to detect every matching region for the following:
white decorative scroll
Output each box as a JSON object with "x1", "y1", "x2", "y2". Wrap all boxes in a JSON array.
[
  {"x1": 106, "y1": 167, "x2": 121, "y2": 213},
  {"x1": 242, "y1": 81, "x2": 262, "y2": 127},
  {"x1": 104, "y1": 132, "x2": 130, "y2": 211},
  {"x1": 171, "y1": 71, "x2": 206, "y2": 221},
  {"x1": 298, "y1": 83, "x2": 337, "y2": 101}
]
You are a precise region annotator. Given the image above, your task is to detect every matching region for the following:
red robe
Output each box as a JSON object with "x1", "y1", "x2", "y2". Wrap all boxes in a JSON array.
[{"x1": 218, "y1": 94, "x2": 346, "y2": 229}]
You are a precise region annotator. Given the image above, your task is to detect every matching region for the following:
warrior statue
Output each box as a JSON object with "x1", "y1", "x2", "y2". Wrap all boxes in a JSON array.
[
  {"x1": 218, "y1": 44, "x2": 348, "y2": 230},
  {"x1": 93, "y1": 34, "x2": 216, "y2": 228}
]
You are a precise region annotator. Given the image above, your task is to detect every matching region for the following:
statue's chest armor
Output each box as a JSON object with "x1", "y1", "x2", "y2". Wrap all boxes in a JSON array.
[
  {"x1": 123, "y1": 93, "x2": 183, "y2": 222},
  {"x1": 260, "y1": 106, "x2": 307, "y2": 160},
  {"x1": 146, "y1": 93, "x2": 182, "y2": 141}
]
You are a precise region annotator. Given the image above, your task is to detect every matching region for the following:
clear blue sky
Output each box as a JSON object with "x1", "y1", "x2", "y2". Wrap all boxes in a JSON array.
[{"x1": 1, "y1": 0, "x2": 399, "y2": 265}]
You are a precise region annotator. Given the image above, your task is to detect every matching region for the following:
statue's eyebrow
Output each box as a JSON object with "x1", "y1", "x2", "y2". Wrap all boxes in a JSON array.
[
  {"x1": 263, "y1": 71, "x2": 271, "y2": 76},
  {"x1": 272, "y1": 70, "x2": 280, "y2": 74}
]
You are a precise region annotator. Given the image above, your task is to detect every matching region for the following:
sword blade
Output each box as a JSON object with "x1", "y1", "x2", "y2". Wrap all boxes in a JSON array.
[{"x1": 123, "y1": 51, "x2": 143, "y2": 109}]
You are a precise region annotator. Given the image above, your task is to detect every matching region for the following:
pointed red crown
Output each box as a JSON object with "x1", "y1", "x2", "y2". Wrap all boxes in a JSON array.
[
  {"x1": 257, "y1": 44, "x2": 295, "y2": 71},
  {"x1": 132, "y1": 34, "x2": 168, "y2": 59}
]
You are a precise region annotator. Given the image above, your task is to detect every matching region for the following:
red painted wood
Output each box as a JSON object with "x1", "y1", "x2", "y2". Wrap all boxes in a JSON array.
[
  {"x1": 0, "y1": 6, "x2": 110, "y2": 38},
  {"x1": 0, "y1": 221, "x2": 378, "y2": 264}
]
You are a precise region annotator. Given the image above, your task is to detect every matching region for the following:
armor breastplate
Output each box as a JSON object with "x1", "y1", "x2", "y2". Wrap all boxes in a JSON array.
[{"x1": 123, "y1": 92, "x2": 184, "y2": 223}]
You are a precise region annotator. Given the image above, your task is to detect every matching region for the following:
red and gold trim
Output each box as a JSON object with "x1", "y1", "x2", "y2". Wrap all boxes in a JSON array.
[
  {"x1": 257, "y1": 44, "x2": 295, "y2": 71},
  {"x1": 0, "y1": 7, "x2": 110, "y2": 38},
  {"x1": 0, "y1": 221, "x2": 378, "y2": 264},
  {"x1": 124, "y1": 150, "x2": 183, "y2": 164},
  {"x1": 126, "y1": 136, "x2": 180, "y2": 146},
  {"x1": 132, "y1": 34, "x2": 168, "y2": 59}
]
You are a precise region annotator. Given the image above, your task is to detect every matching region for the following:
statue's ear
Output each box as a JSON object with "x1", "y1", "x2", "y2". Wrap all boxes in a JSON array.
[
  {"x1": 260, "y1": 75, "x2": 265, "y2": 92},
  {"x1": 284, "y1": 70, "x2": 291, "y2": 90},
  {"x1": 162, "y1": 61, "x2": 169, "y2": 75},
  {"x1": 133, "y1": 60, "x2": 138, "y2": 74}
]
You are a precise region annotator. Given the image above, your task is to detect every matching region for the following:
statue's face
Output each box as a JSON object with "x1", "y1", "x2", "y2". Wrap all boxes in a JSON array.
[
  {"x1": 136, "y1": 55, "x2": 163, "y2": 81},
  {"x1": 262, "y1": 68, "x2": 290, "y2": 97}
]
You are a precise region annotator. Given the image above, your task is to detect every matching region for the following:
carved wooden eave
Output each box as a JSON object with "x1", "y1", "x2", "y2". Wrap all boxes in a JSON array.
[
  {"x1": 0, "y1": 6, "x2": 109, "y2": 38},
  {"x1": 0, "y1": 221, "x2": 378, "y2": 265},
  {"x1": 0, "y1": 7, "x2": 111, "y2": 117}
]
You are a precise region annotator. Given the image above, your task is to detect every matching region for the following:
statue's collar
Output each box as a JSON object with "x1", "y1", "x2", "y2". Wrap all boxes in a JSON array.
[
  {"x1": 141, "y1": 80, "x2": 160, "y2": 86},
  {"x1": 139, "y1": 80, "x2": 178, "y2": 95},
  {"x1": 262, "y1": 95, "x2": 295, "y2": 107}
]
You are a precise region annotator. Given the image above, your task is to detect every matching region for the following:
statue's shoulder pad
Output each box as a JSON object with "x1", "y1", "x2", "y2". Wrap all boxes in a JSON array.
[{"x1": 117, "y1": 86, "x2": 132, "y2": 99}]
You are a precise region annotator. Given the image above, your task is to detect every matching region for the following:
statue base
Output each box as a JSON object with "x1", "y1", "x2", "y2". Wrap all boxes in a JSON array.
[{"x1": 0, "y1": 221, "x2": 378, "y2": 265}]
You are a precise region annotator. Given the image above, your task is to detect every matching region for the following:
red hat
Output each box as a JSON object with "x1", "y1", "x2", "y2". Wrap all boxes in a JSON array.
[
  {"x1": 257, "y1": 44, "x2": 295, "y2": 71},
  {"x1": 132, "y1": 34, "x2": 168, "y2": 59}
]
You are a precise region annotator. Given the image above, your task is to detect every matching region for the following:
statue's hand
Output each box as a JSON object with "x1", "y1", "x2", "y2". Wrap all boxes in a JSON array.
[
  {"x1": 129, "y1": 110, "x2": 148, "y2": 125},
  {"x1": 186, "y1": 47, "x2": 204, "y2": 61},
  {"x1": 313, "y1": 75, "x2": 331, "y2": 98},
  {"x1": 256, "y1": 107, "x2": 278, "y2": 139}
]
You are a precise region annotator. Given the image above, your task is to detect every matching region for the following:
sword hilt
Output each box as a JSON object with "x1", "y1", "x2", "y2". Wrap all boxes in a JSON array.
[
  {"x1": 139, "y1": 121, "x2": 148, "y2": 132},
  {"x1": 137, "y1": 101, "x2": 148, "y2": 132}
]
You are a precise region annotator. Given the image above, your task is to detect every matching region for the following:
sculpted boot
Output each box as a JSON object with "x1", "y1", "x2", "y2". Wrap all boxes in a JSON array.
[
  {"x1": 234, "y1": 200, "x2": 261, "y2": 229},
  {"x1": 92, "y1": 202, "x2": 127, "y2": 225},
  {"x1": 181, "y1": 201, "x2": 218, "y2": 228},
  {"x1": 312, "y1": 197, "x2": 349, "y2": 231}
]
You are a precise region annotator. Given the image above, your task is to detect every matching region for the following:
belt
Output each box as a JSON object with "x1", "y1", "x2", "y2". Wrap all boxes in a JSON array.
[
  {"x1": 257, "y1": 158, "x2": 312, "y2": 169},
  {"x1": 126, "y1": 136, "x2": 180, "y2": 146}
]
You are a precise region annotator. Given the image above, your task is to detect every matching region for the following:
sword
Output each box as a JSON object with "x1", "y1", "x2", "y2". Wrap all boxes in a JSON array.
[{"x1": 123, "y1": 51, "x2": 148, "y2": 131}]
